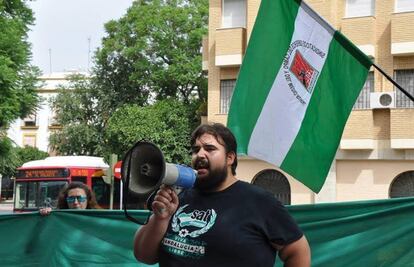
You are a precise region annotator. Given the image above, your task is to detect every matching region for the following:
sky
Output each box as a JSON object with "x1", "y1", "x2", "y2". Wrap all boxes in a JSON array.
[{"x1": 28, "y1": 0, "x2": 134, "y2": 75}]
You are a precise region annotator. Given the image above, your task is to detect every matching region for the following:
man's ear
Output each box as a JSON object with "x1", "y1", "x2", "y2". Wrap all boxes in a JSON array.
[{"x1": 226, "y1": 151, "x2": 236, "y2": 165}]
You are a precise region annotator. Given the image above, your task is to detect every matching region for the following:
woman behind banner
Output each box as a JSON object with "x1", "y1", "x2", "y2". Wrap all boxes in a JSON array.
[{"x1": 39, "y1": 181, "x2": 101, "y2": 215}]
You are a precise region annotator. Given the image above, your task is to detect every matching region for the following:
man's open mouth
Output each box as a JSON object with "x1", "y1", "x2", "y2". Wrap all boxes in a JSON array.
[{"x1": 195, "y1": 159, "x2": 209, "y2": 171}]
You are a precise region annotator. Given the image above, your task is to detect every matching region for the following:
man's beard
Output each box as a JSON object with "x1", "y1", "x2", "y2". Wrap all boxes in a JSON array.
[{"x1": 194, "y1": 162, "x2": 228, "y2": 192}]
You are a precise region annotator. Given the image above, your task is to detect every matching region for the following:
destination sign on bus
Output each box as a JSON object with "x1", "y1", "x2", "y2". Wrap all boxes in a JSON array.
[
  {"x1": 71, "y1": 169, "x2": 89, "y2": 177},
  {"x1": 16, "y1": 168, "x2": 70, "y2": 179}
]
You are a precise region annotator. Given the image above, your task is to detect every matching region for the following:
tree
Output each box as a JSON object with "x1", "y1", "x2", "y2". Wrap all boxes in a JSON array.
[
  {"x1": 16, "y1": 145, "x2": 49, "y2": 165},
  {"x1": 0, "y1": 138, "x2": 20, "y2": 178},
  {"x1": 0, "y1": 145, "x2": 48, "y2": 178},
  {"x1": 49, "y1": 75, "x2": 104, "y2": 156},
  {"x1": 0, "y1": 1, "x2": 40, "y2": 127},
  {"x1": 50, "y1": 0, "x2": 208, "y2": 158},
  {"x1": 94, "y1": 0, "x2": 208, "y2": 110},
  {"x1": 0, "y1": 1, "x2": 41, "y2": 172},
  {"x1": 105, "y1": 99, "x2": 193, "y2": 164}
]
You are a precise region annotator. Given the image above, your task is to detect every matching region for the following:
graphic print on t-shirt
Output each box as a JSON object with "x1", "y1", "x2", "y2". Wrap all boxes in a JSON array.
[{"x1": 161, "y1": 204, "x2": 217, "y2": 259}]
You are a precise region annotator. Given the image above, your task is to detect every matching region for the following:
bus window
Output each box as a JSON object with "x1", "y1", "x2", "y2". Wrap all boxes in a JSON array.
[
  {"x1": 113, "y1": 179, "x2": 121, "y2": 209},
  {"x1": 14, "y1": 181, "x2": 67, "y2": 210},
  {"x1": 39, "y1": 181, "x2": 67, "y2": 208},
  {"x1": 27, "y1": 182, "x2": 37, "y2": 208},
  {"x1": 15, "y1": 183, "x2": 25, "y2": 209},
  {"x1": 71, "y1": 176, "x2": 87, "y2": 184},
  {"x1": 15, "y1": 182, "x2": 37, "y2": 209},
  {"x1": 92, "y1": 177, "x2": 110, "y2": 208}
]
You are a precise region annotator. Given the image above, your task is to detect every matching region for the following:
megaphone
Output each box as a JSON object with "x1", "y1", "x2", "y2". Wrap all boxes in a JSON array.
[{"x1": 121, "y1": 141, "x2": 197, "y2": 198}]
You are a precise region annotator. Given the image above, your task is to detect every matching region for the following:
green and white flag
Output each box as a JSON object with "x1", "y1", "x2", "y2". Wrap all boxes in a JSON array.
[{"x1": 227, "y1": 0, "x2": 372, "y2": 193}]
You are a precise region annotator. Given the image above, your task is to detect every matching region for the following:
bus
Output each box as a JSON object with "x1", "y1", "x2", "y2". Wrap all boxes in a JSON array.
[{"x1": 13, "y1": 156, "x2": 121, "y2": 212}]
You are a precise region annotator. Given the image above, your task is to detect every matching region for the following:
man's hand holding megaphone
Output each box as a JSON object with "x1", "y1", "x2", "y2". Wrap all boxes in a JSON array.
[{"x1": 151, "y1": 185, "x2": 179, "y2": 220}]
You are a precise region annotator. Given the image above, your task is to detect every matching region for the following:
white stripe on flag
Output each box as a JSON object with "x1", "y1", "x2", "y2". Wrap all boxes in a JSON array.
[{"x1": 248, "y1": 5, "x2": 333, "y2": 166}]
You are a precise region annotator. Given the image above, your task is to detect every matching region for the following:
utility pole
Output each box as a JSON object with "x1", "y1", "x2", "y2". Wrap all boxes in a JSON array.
[
  {"x1": 87, "y1": 37, "x2": 91, "y2": 72},
  {"x1": 48, "y1": 48, "x2": 52, "y2": 74},
  {"x1": 109, "y1": 154, "x2": 118, "y2": 210}
]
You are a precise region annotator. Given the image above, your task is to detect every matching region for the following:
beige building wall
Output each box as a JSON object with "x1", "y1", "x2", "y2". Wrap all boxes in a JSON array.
[
  {"x1": 336, "y1": 160, "x2": 414, "y2": 201},
  {"x1": 205, "y1": 0, "x2": 414, "y2": 204}
]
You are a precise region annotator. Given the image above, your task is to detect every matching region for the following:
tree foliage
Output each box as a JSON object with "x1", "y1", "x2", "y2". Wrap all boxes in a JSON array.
[
  {"x1": 106, "y1": 99, "x2": 192, "y2": 164},
  {"x1": 0, "y1": 0, "x2": 41, "y2": 172},
  {"x1": 0, "y1": 138, "x2": 19, "y2": 177},
  {"x1": 0, "y1": 1, "x2": 40, "y2": 127},
  {"x1": 16, "y1": 145, "x2": 49, "y2": 164},
  {"x1": 94, "y1": 0, "x2": 208, "y2": 109},
  {"x1": 0, "y1": 144, "x2": 48, "y2": 178},
  {"x1": 50, "y1": 0, "x2": 208, "y2": 159},
  {"x1": 49, "y1": 75, "x2": 104, "y2": 156}
]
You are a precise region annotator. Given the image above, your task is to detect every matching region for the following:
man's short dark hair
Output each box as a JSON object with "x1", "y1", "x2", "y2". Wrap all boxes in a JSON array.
[{"x1": 191, "y1": 123, "x2": 238, "y2": 175}]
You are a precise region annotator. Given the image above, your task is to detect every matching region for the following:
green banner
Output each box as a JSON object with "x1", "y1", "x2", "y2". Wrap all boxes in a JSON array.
[{"x1": 1, "y1": 197, "x2": 413, "y2": 267}]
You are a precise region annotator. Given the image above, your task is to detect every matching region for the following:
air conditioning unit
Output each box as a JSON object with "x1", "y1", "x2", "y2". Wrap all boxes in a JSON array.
[{"x1": 370, "y1": 92, "x2": 395, "y2": 109}]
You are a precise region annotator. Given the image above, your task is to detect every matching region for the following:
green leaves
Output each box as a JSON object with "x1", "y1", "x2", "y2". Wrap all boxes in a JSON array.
[
  {"x1": 0, "y1": 139, "x2": 48, "y2": 178},
  {"x1": 0, "y1": 1, "x2": 40, "y2": 173},
  {"x1": 94, "y1": 0, "x2": 208, "y2": 105},
  {"x1": 48, "y1": 0, "x2": 208, "y2": 162},
  {"x1": 106, "y1": 99, "x2": 192, "y2": 164},
  {"x1": 49, "y1": 75, "x2": 104, "y2": 156}
]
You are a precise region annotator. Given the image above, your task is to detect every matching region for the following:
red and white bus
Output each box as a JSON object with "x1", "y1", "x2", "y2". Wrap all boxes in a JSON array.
[{"x1": 13, "y1": 156, "x2": 121, "y2": 212}]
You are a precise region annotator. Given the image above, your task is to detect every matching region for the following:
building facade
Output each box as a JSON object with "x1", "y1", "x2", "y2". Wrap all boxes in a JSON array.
[
  {"x1": 203, "y1": 0, "x2": 414, "y2": 204},
  {"x1": 7, "y1": 71, "x2": 86, "y2": 154}
]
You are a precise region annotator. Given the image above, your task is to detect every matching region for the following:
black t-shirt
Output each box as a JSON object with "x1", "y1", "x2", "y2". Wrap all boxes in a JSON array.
[{"x1": 158, "y1": 181, "x2": 303, "y2": 267}]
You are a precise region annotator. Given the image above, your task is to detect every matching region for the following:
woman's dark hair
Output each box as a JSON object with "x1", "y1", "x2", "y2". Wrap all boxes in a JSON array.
[
  {"x1": 57, "y1": 182, "x2": 101, "y2": 209},
  {"x1": 191, "y1": 123, "x2": 238, "y2": 175}
]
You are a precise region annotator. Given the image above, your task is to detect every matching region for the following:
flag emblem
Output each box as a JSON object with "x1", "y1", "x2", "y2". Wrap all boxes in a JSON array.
[{"x1": 289, "y1": 50, "x2": 319, "y2": 93}]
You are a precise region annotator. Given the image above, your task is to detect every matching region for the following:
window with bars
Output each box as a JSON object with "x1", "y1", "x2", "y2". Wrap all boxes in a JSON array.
[
  {"x1": 395, "y1": 69, "x2": 414, "y2": 108},
  {"x1": 22, "y1": 113, "x2": 37, "y2": 127},
  {"x1": 220, "y1": 79, "x2": 236, "y2": 114},
  {"x1": 252, "y1": 169, "x2": 291, "y2": 205},
  {"x1": 353, "y1": 72, "x2": 374, "y2": 109},
  {"x1": 389, "y1": 171, "x2": 414, "y2": 198}
]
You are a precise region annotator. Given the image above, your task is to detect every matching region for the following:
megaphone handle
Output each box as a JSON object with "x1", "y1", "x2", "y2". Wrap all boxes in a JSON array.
[
  {"x1": 172, "y1": 186, "x2": 183, "y2": 195},
  {"x1": 146, "y1": 186, "x2": 183, "y2": 211},
  {"x1": 146, "y1": 190, "x2": 157, "y2": 211}
]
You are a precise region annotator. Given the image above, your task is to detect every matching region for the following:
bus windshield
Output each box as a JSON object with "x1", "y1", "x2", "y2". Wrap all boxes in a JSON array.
[{"x1": 15, "y1": 181, "x2": 68, "y2": 210}]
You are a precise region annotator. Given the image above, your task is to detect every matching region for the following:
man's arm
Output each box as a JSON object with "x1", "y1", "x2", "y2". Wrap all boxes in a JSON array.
[
  {"x1": 273, "y1": 235, "x2": 311, "y2": 267},
  {"x1": 133, "y1": 186, "x2": 179, "y2": 264}
]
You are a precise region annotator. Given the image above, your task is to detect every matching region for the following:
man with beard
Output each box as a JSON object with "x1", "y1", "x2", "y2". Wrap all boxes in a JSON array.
[{"x1": 134, "y1": 123, "x2": 311, "y2": 267}]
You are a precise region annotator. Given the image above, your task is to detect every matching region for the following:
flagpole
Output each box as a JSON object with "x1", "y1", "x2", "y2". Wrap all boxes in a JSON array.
[{"x1": 372, "y1": 63, "x2": 414, "y2": 102}]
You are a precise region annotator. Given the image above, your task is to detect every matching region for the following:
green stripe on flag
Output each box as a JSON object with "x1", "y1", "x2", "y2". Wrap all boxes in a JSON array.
[
  {"x1": 227, "y1": 0, "x2": 300, "y2": 155},
  {"x1": 280, "y1": 31, "x2": 371, "y2": 192}
]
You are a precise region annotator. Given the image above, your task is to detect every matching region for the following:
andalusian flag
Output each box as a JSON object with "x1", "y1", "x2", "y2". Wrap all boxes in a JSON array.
[{"x1": 227, "y1": 0, "x2": 372, "y2": 193}]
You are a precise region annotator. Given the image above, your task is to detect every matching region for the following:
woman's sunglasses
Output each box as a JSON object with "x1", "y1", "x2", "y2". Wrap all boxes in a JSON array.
[{"x1": 66, "y1": 195, "x2": 87, "y2": 203}]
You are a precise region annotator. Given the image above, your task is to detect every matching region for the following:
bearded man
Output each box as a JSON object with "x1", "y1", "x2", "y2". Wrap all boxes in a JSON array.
[{"x1": 134, "y1": 123, "x2": 311, "y2": 267}]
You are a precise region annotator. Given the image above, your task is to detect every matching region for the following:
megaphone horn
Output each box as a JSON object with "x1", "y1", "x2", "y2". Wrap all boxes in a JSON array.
[{"x1": 121, "y1": 141, "x2": 197, "y2": 198}]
